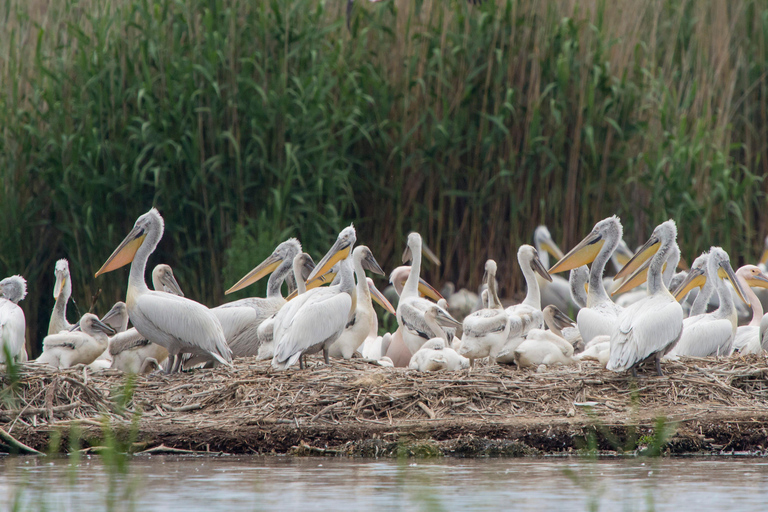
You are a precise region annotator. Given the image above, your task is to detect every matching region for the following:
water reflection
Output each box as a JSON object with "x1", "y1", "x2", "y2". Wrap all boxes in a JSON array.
[{"x1": 2, "y1": 455, "x2": 768, "y2": 511}]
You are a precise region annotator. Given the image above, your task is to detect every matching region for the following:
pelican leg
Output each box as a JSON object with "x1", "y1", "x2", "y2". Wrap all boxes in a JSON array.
[
  {"x1": 655, "y1": 353, "x2": 664, "y2": 377},
  {"x1": 164, "y1": 354, "x2": 176, "y2": 374},
  {"x1": 323, "y1": 347, "x2": 330, "y2": 365},
  {"x1": 631, "y1": 366, "x2": 638, "y2": 378},
  {"x1": 300, "y1": 356, "x2": 305, "y2": 370},
  {"x1": 171, "y1": 354, "x2": 183, "y2": 373}
]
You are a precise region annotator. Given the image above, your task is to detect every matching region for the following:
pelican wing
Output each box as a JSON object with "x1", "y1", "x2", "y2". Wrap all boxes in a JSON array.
[
  {"x1": 109, "y1": 328, "x2": 151, "y2": 356},
  {"x1": 0, "y1": 300, "x2": 26, "y2": 361},
  {"x1": 273, "y1": 289, "x2": 352, "y2": 367},
  {"x1": 505, "y1": 304, "x2": 541, "y2": 338},
  {"x1": 462, "y1": 309, "x2": 508, "y2": 337},
  {"x1": 215, "y1": 296, "x2": 284, "y2": 325},
  {"x1": 132, "y1": 291, "x2": 231, "y2": 362},
  {"x1": 673, "y1": 316, "x2": 734, "y2": 357},
  {"x1": 608, "y1": 296, "x2": 683, "y2": 371},
  {"x1": 43, "y1": 331, "x2": 91, "y2": 351},
  {"x1": 577, "y1": 302, "x2": 620, "y2": 344},
  {"x1": 732, "y1": 325, "x2": 759, "y2": 354},
  {"x1": 399, "y1": 299, "x2": 440, "y2": 340}
]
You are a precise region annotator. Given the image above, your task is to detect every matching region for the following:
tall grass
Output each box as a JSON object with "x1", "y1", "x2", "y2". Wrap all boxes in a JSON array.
[{"x1": 1, "y1": 0, "x2": 767, "y2": 354}]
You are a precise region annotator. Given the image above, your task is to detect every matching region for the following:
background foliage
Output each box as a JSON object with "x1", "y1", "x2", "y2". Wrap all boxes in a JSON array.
[{"x1": 1, "y1": 0, "x2": 767, "y2": 354}]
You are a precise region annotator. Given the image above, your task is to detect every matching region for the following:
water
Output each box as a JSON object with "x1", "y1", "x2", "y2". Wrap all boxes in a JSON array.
[{"x1": 2, "y1": 455, "x2": 767, "y2": 511}]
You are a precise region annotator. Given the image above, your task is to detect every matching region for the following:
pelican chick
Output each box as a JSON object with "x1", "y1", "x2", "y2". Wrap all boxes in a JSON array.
[
  {"x1": 95, "y1": 208, "x2": 231, "y2": 372},
  {"x1": 49, "y1": 259, "x2": 74, "y2": 335},
  {"x1": 512, "y1": 332, "x2": 575, "y2": 369},
  {"x1": 574, "y1": 340, "x2": 610, "y2": 367},
  {"x1": 409, "y1": 338, "x2": 468, "y2": 371},
  {"x1": 37, "y1": 314, "x2": 115, "y2": 369},
  {"x1": 0, "y1": 276, "x2": 28, "y2": 363}
]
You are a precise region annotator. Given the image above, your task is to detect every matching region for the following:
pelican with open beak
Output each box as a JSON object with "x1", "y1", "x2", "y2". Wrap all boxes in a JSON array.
[
  {"x1": 95, "y1": 208, "x2": 232, "y2": 372},
  {"x1": 548, "y1": 216, "x2": 624, "y2": 345}
]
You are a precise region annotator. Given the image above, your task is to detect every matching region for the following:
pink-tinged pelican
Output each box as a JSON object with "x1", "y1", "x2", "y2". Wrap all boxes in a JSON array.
[
  {"x1": 95, "y1": 208, "x2": 232, "y2": 372},
  {"x1": 730, "y1": 265, "x2": 768, "y2": 355},
  {"x1": 665, "y1": 248, "x2": 749, "y2": 358},
  {"x1": 607, "y1": 220, "x2": 683, "y2": 376},
  {"x1": 0, "y1": 276, "x2": 28, "y2": 363},
  {"x1": 37, "y1": 314, "x2": 115, "y2": 368},
  {"x1": 271, "y1": 226, "x2": 361, "y2": 369},
  {"x1": 49, "y1": 259, "x2": 74, "y2": 335},
  {"x1": 396, "y1": 233, "x2": 461, "y2": 355},
  {"x1": 548, "y1": 216, "x2": 624, "y2": 345}
]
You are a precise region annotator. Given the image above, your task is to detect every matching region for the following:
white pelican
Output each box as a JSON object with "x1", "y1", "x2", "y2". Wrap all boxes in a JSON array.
[
  {"x1": 271, "y1": 226, "x2": 361, "y2": 369},
  {"x1": 569, "y1": 266, "x2": 589, "y2": 309},
  {"x1": 607, "y1": 220, "x2": 683, "y2": 376},
  {"x1": 512, "y1": 331, "x2": 575, "y2": 369},
  {"x1": 614, "y1": 242, "x2": 681, "y2": 309},
  {"x1": 49, "y1": 259, "x2": 74, "y2": 335},
  {"x1": 666, "y1": 248, "x2": 749, "y2": 358},
  {"x1": 0, "y1": 276, "x2": 28, "y2": 363},
  {"x1": 37, "y1": 314, "x2": 115, "y2": 368},
  {"x1": 95, "y1": 208, "x2": 231, "y2": 372},
  {"x1": 575, "y1": 340, "x2": 610, "y2": 367},
  {"x1": 458, "y1": 259, "x2": 510, "y2": 366},
  {"x1": 534, "y1": 225, "x2": 579, "y2": 314},
  {"x1": 548, "y1": 216, "x2": 624, "y2": 345},
  {"x1": 361, "y1": 331, "x2": 393, "y2": 360},
  {"x1": 396, "y1": 233, "x2": 461, "y2": 355},
  {"x1": 730, "y1": 265, "x2": 768, "y2": 355},
  {"x1": 496, "y1": 245, "x2": 552, "y2": 363},
  {"x1": 218, "y1": 238, "x2": 303, "y2": 358},
  {"x1": 408, "y1": 305, "x2": 469, "y2": 371},
  {"x1": 87, "y1": 301, "x2": 131, "y2": 370}
]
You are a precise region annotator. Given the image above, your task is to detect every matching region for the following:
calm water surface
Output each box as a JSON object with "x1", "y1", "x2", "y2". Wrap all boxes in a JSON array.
[{"x1": 1, "y1": 455, "x2": 767, "y2": 511}]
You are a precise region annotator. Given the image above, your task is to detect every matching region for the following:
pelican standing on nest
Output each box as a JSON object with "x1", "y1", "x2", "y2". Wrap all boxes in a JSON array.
[
  {"x1": 0, "y1": 276, "x2": 28, "y2": 363},
  {"x1": 534, "y1": 225, "x2": 579, "y2": 314},
  {"x1": 37, "y1": 314, "x2": 115, "y2": 368},
  {"x1": 548, "y1": 216, "x2": 624, "y2": 345},
  {"x1": 396, "y1": 233, "x2": 462, "y2": 355},
  {"x1": 607, "y1": 220, "x2": 683, "y2": 376},
  {"x1": 95, "y1": 208, "x2": 232, "y2": 372},
  {"x1": 667, "y1": 248, "x2": 750, "y2": 358},
  {"x1": 49, "y1": 259, "x2": 74, "y2": 335},
  {"x1": 730, "y1": 265, "x2": 768, "y2": 355}
]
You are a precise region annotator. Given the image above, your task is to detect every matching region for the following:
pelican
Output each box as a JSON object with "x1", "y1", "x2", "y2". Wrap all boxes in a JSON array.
[
  {"x1": 49, "y1": 259, "x2": 74, "y2": 335},
  {"x1": 730, "y1": 265, "x2": 768, "y2": 355},
  {"x1": 37, "y1": 314, "x2": 115, "y2": 368},
  {"x1": 542, "y1": 305, "x2": 583, "y2": 352},
  {"x1": 396, "y1": 233, "x2": 462, "y2": 355},
  {"x1": 496, "y1": 245, "x2": 552, "y2": 363},
  {"x1": 271, "y1": 226, "x2": 362, "y2": 369},
  {"x1": 666, "y1": 248, "x2": 749, "y2": 358},
  {"x1": 512, "y1": 331, "x2": 575, "y2": 369},
  {"x1": 87, "y1": 301, "x2": 131, "y2": 370},
  {"x1": 0, "y1": 276, "x2": 28, "y2": 363},
  {"x1": 440, "y1": 283, "x2": 479, "y2": 322},
  {"x1": 361, "y1": 331, "x2": 393, "y2": 360},
  {"x1": 575, "y1": 340, "x2": 610, "y2": 367},
  {"x1": 613, "y1": 242, "x2": 682, "y2": 308},
  {"x1": 95, "y1": 208, "x2": 231, "y2": 372},
  {"x1": 607, "y1": 220, "x2": 683, "y2": 376},
  {"x1": 548, "y1": 216, "x2": 624, "y2": 345},
  {"x1": 408, "y1": 305, "x2": 469, "y2": 371},
  {"x1": 534, "y1": 225, "x2": 579, "y2": 314},
  {"x1": 569, "y1": 266, "x2": 589, "y2": 309},
  {"x1": 458, "y1": 259, "x2": 510, "y2": 366},
  {"x1": 218, "y1": 238, "x2": 303, "y2": 358}
]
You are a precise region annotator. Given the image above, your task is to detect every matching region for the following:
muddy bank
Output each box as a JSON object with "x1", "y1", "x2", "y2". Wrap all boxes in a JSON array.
[{"x1": 2, "y1": 357, "x2": 768, "y2": 456}]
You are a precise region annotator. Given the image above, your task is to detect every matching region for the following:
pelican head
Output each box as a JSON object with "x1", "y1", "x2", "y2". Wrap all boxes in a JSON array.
[
  {"x1": 294, "y1": 253, "x2": 317, "y2": 281},
  {"x1": 225, "y1": 238, "x2": 302, "y2": 294},
  {"x1": 671, "y1": 252, "x2": 708, "y2": 301},
  {"x1": 354, "y1": 246, "x2": 386, "y2": 276},
  {"x1": 615, "y1": 219, "x2": 676, "y2": 281},
  {"x1": 534, "y1": 225, "x2": 565, "y2": 260},
  {"x1": 401, "y1": 232, "x2": 422, "y2": 264},
  {"x1": 53, "y1": 259, "x2": 72, "y2": 300},
  {"x1": 152, "y1": 264, "x2": 185, "y2": 296},
  {"x1": 78, "y1": 313, "x2": 117, "y2": 337},
  {"x1": 482, "y1": 259, "x2": 498, "y2": 284},
  {"x1": 95, "y1": 208, "x2": 164, "y2": 277},
  {"x1": 736, "y1": 265, "x2": 768, "y2": 290},
  {"x1": 0, "y1": 275, "x2": 27, "y2": 304},
  {"x1": 100, "y1": 301, "x2": 129, "y2": 333},
  {"x1": 367, "y1": 277, "x2": 397, "y2": 315},
  {"x1": 306, "y1": 225, "x2": 356, "y2": 283},
  {"x1": 710, "y1": 247, "x2": 751, "y2": 306},
  {"x1": 519, "y1": 245, "x2": 552, "y2": 282},
  {"x1": 424, "y1": 304, "x2": 462, "y2": 329},
  {"x1": 543, "y1": 305, "x2": 576, "y2": 331},
  {"x1": 388, "y1": 266, "x2": 443, "y2": 301},
  {"x1": 549, "y1": 216, "x2": 622, "y2": 274}
]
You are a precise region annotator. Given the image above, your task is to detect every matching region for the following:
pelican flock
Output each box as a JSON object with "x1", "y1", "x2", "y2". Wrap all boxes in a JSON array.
[{"x1": 1, "y1": 206, "x2": 767, "y2": 384}]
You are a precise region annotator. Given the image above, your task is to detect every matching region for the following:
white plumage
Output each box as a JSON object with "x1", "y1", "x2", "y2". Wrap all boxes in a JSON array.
[
  {"x1": 459, "y1": 259, "x2": 510, "y2": 364},
  {"x1": 37, "y1": 313, "x2": 115, "y2": 369},
  {"x1": 0, "y1": 275, "x2": 28, "y2": 363},
  {"x1": 48, "y1": 259, "x2": 74, "y2": 335}
]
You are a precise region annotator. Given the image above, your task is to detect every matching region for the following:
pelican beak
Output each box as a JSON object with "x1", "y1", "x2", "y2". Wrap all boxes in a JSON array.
[
  {"x1": 225, "y1": 253, "x2": 283, "y2": 295},
  {"x1": 614, "y1": 235, "x2": 661, "y2": 280},
  {"x1": 401, "y1": 244, "x2": 413, "y2": 264},
  {"x1": 161, "y1": 271, "x2": 185, "y2": 297},
  {"x1": 549, "y1": 231, "x2": 604, "y2": 274},
  {"x1": 53, "y1": 274, "x2": 66, "y2": 299},
  {"x1": 611, "y1": 258, "x2": 652, "y2": 295},
  {"x1": 100, "y1": 305, "x2": 124, "y2": 327},
  {"x1": 760, "y1": 249, "x2": 768, "y2": 266},
  {"x1": 422, "y1": 243, "x2": 441, "y2": 266},
  {"x1": 532, "y1": 251, "x2": 553, "y2": 282},
  {"x1": 718, "y1": 261, "x2": 751, "y2": 306},
  {"x1": 69, "y1": 323, "x2": 82, "y2": 332},
  {"x1": 435, "y1": 309, "x2": 462, "y2": 329},
  {"x1": 362, "y1": 251, "x2": 386, "y2": 276},
  {"x1": 540, "y1": 237, "x2": 565, "y2": 260},
  {"x1": 418, "y1": 278, "x2": 444, "y2": 301},
  {"x1": 744, "y1": 272, "x2": 768, "y2": 289},
  {"x1": 671, "y1": 267, "x2": 706, "y2": 302},
  {"x1": 551, "y1": 307, "x2": 576, "y2": 330},
  {"x1": 308, "y1": 238, "x2": 353, "y2": 282},
  {"x1": 93, "y1": 318, "x2": 116, "y2": 336},
  {"x1": 369, "y1": 281, "x2": 396, "y2": 315},
  {"x1": 613, "y1": 243, "x2": 634, "y2": 268},
  {"x1": 95, "y1": 226, "x2": 147, "y2": 277},
  {"x1": 300, "y1": 255, "x2": 316, "y2": 281}
]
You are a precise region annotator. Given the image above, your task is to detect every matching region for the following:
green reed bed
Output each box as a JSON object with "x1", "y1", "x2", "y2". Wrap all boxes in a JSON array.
[{"x1": 1, "y1": 0, "x2": 767, "y2": 354}]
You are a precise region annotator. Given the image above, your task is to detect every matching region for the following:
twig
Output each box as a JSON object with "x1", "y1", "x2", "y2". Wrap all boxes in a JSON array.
[{"x1": 0, "y1": 427, "x2": 44, "y2": 455}]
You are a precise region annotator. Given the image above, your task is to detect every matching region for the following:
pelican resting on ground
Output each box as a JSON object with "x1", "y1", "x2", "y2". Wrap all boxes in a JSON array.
[
  {"x1": 88, "y1": 301, "x2": 131, "y2": 370},
  {"x1": 0, "y1": 276, "x2": 28, "y2": 363},
  {"x1": 95, "y1": 208, "x2": 232, "y2": 372},
  {"x1": 534, "y1": 225, "x2": 579, "y2": 314},
  {"x1": 730, "y1": 265, "x2": 768, "y2": 355},
  {"x1": 459, "y1": 259, "x2": 510, "y2": 366},
  {"x1": 607, "y1": 220, "x2": 683, "y2": 376},
  {"x1": 37, "y1": 314, "x2": 115, "y2": 368},
  {"x1": 512, "y1": 329, "x2": 575, "y2": 369},
  {"x1": 548, "y1": 216, "x2": 624, "y2": 346},
  {"x1": 396, "y1": 233, "x2": 461, "y2": 355},
  {"x1": 496, "y1": 245, "x2": 552, "y2": 363},
  {"x1": 408, "y1": 305, "x2": 469, "y2": 371},
  {"x1": 49, "y1": 259, "x2": 74, "y2": 335},
  {"x1": 361, "y1": 331, "x2": 393, "y2": 360}
]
